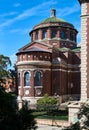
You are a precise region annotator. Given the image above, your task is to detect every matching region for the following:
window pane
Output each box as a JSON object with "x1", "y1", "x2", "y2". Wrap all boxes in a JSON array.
[
  {"x1": 52, "y1": 31, "x2": 56, "y2": 38},
  {"x1": 61, "y1": 31, "x2": 65, "y2": 39},
  {"x1": 24, "y1": 72, "x2": 30, "y2": 86},
  {"x1": 35, "y1": 72, "x2": 42, "y2": 86},
  {"x1": 43, "y1": 31, "x2": 47, "y2": 39}
]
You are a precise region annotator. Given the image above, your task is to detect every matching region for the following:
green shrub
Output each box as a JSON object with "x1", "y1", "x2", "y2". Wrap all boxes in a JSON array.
[{"x1": 37, "y1": 94, "x2": 57, "y2": 113}]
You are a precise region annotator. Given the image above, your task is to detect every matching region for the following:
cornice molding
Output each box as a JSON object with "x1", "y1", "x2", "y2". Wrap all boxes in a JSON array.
[{"x1": 16, "y1": 60, "x2": 51, "y2": 66}]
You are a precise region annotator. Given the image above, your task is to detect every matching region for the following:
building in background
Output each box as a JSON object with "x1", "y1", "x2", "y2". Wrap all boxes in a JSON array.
[{"x1": 16, "y1": 9, "x2": 81, "y2": 105}]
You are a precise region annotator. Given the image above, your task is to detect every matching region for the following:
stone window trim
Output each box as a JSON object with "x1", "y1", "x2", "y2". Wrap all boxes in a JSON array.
[
  {"x1": 18, "y1": 86, "x2": 31, "y2": 88},
  {"x1": 34, "y1": 86, "x2": 43, "y2": 88},
  {"x1": 23, "y1": 86, "x2": 31, "y2": 88},
  {"x1": 24, "y1": 71, "x2": 31, "y2": 86},
  {"x1": 34, "y1": 71, "x2": 43, "y2": 87},
  {"x1": 34, "y1": 70, "x2": 43, "y2": 77},
  {"x1": 23, "y1": 70, "x2": 31, "y2": 77}
]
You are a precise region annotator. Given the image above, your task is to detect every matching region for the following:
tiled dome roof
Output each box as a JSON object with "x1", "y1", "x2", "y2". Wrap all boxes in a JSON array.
[{"x1": 41, "y1": 16, "x2": 66, "y2": 23}]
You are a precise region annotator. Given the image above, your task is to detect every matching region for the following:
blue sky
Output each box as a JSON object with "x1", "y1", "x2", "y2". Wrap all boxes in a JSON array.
[{"x1": 0, "y1": 0, "x2": 81, "y2": 68}]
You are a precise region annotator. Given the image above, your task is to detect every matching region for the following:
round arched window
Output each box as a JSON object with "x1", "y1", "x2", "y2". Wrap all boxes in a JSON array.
[
  {"x1": 24, "y1": 72, "x2": 31, "y2": 86},
  {"x1": 43, "y1": 31, "x2": 47, "y2": 39},
  {"x1": 34, "y1": 71, "x2": 43, "y2": 86}
]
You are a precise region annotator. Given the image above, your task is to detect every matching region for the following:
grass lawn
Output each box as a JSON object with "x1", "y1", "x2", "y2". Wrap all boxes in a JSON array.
[{"x1": 32, "y1": 110, "x2": 68, "y2": 121}]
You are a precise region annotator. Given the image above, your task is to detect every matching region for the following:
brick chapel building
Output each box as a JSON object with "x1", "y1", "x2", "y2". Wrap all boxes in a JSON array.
[{"x1": 16, "y1": 9, "x2": 81, "y2": 104}]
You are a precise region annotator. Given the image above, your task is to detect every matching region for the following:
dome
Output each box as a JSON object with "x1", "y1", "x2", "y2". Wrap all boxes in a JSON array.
[
  {"x1": 40, "y1": 8, "x2": 66, "y2": 24},
  {"x1": 40, "y1": 17, "x2": 66, "y2": 24}
]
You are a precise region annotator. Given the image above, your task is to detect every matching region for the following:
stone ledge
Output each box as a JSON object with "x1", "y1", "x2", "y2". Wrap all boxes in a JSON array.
[{"x1": 35, "y1": 118, "x2": 69, "y2": 127}]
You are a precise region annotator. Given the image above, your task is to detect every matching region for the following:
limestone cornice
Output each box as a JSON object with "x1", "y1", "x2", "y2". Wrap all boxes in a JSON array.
[
  {"x1": 81, "y1": 14, "x2": 89, "y2": 18},
  {"x1": 52, "y1": 69, "x2": 80, "y2": 73},
  {"x1": 16, "y1": 60, "x2": 51, "y2": 66},
  {"x1": 32, "y1": 22, "x2": 74, "y2": 31},
  {"x1": 17, "y1": 68, "x2": 51, "y2": 72},
  {"x1": 52, "y1": 63, "x2": 80, "y2": 68}
]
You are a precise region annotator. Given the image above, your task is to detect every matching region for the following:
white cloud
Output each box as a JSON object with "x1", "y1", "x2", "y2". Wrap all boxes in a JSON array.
[
  {"x1": 0, "y1": 12, "x2": 17, "y2": 18},
  {"x1": 57, "y1": 3, "x2": 80, "y2": 17},
  {"x1": 0, "y1": 0, "x2": 56, "y2": 29}
]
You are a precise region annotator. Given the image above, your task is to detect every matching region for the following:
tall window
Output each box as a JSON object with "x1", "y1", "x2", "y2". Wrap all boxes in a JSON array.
[
  {"x1": 70, "y1": 33, "x2": 73, "y2": 41},
  {"x1": 61, "y1": 31, "x2": 65, "y2": 39},
  {"x1": 35, "y1": 32, "x2": 38, "y2": 40},
  {"x1": 43, "y1": 31, "x2": 47, "y2": 39},
  {"x1": 24, "y1": 72, "x2": 31, "y2": 86},
  {"x1": 34, "y1": 71, "x2": 42, "y2": 86},
  {"x1": 52, "y1": 31, "x2": 57, "y2": 38}
]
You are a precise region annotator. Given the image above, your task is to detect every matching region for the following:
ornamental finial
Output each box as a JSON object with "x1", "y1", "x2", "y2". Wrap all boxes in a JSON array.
[{"x1": 50, "y1": 8, "x2": 56, "y2": 17}]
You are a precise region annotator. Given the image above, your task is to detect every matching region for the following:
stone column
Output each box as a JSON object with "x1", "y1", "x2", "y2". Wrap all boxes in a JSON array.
[
  {"x1": 33, "y1": 31, "x2": 36, "y2": 41},
  {"x1": 39, "y1": 29, "x2": 43, "y2": 41},
  {"x1": 20, "y1": 70, "x2": 24, "y2": 97},
  {"x1": 47, "y1": 28, "x2": 51, "y2": 40},
  {"x1": 79, "y1": 0, "x2": 89, "y2": 101}
]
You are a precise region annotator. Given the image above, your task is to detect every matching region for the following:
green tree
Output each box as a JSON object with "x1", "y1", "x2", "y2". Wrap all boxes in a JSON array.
[
  {"x1": 37, "y1": 94, "x2": 57, "y2": 113},
  {"x1": 0, "y1": 54, "x2": 11, "y2": 85},
  {"x1": 0, "y1": 89, "x2": 37, "y2": 130},
  {"x1": 19, "y1": 101, "x2": 37, "y2": 130}
]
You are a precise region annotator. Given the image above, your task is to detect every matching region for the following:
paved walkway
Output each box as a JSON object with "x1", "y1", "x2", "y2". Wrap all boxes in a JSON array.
[{"x1": 37, "y1": 125, "x2": 63, "y2": 130}]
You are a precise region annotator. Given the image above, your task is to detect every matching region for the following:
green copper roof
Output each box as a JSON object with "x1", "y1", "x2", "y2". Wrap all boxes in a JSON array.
[
  {"x1": 58, "y1": 47, "x2": 70, "y2": 52},
  {"x1": 41, "y1": 16, "x2": 66, "y2": 24},
  {"x1": 58, "y1": 47, "x2": 81, "y2": 53},
  {"x1": 72, "y1": 47, "x2": 81, "y2": 52}
]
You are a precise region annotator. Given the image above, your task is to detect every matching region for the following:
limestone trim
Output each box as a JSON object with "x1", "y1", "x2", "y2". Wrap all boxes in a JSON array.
[
  {"x1": 34, "y1": 86, "x2": 43, "y2": 88},
  {"x1": 17, "y1": 68, "x2": 51, "y2": 72},
  {"x1": 23, "y1": 86, "x2": 31, "y2": 88},
  {"x1": 16, "y1": 60, "x2": 51, "y2": 66},
  {"x1": 18, "y1": 86, "x2": 31, "y2": 89},
  {"x1": 52, "y1": 63, "x2": 80, "y2": 68},
  {"x1": 52, "y1": 69, "x2": 80, "y2": 73}
]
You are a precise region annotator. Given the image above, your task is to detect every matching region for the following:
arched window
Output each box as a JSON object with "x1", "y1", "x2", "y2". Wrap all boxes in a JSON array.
[
  {"x1": 52, "y1": 31, "x2": 57, "y2": 38},
  {"x1": 35, "y1": 32, "x2": 38, "y2": 40},
  {"x1": 70, "y1": 33, "x2": 73, "y2": 41},
  {"x1": 61, "y1": 31, "x2": 65, "y2": 39},
  {"x1": 34, "y1": 71, "x2": 43, "y2": 86},
  {"x1": 43, "y1": 31, "x2": 47, "y2": 39},
  {"x1": 24, "y1": 72, "x2": 31, "y2": 86}
]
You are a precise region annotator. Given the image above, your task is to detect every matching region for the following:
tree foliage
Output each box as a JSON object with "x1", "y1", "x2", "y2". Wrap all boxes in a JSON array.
[
  {"x1": 0, "y1": 54, "x2": 11, "y2": 84},
  {"x1": 0, "y1": 89, "x2": 37, "y2": 130},
  {"x1": 37, "y1": 94, "x2": 57, "y2": 112}
]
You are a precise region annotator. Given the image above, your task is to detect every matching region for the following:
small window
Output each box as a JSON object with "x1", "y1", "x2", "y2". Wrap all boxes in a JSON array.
[
  {"x1": 61, "y1": 31, "x2": 65, "y2": 39},
  {"x1": 35, "y1": 32, "x2": 38, "y2": 40},
  {"x1": 34, "y1": 71, "x2": 43, "y2": 86},
  {"x1": 70, "y1": 33, "x2": 73, "y2": 41},
  {"x1": 43, "y1": 31, "x2": 47, "y2": 39},
  {"x1": 24, "y1": 72, "x2": 31, "y2": 86},
  {"x1": 52, "y1": 31, "x2": 57, "y2": 38}
]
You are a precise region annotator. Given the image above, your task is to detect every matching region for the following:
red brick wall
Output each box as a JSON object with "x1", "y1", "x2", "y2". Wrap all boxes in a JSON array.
[{"x1": 43, "y1": 70, "x2": 52, "y2": 96}]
